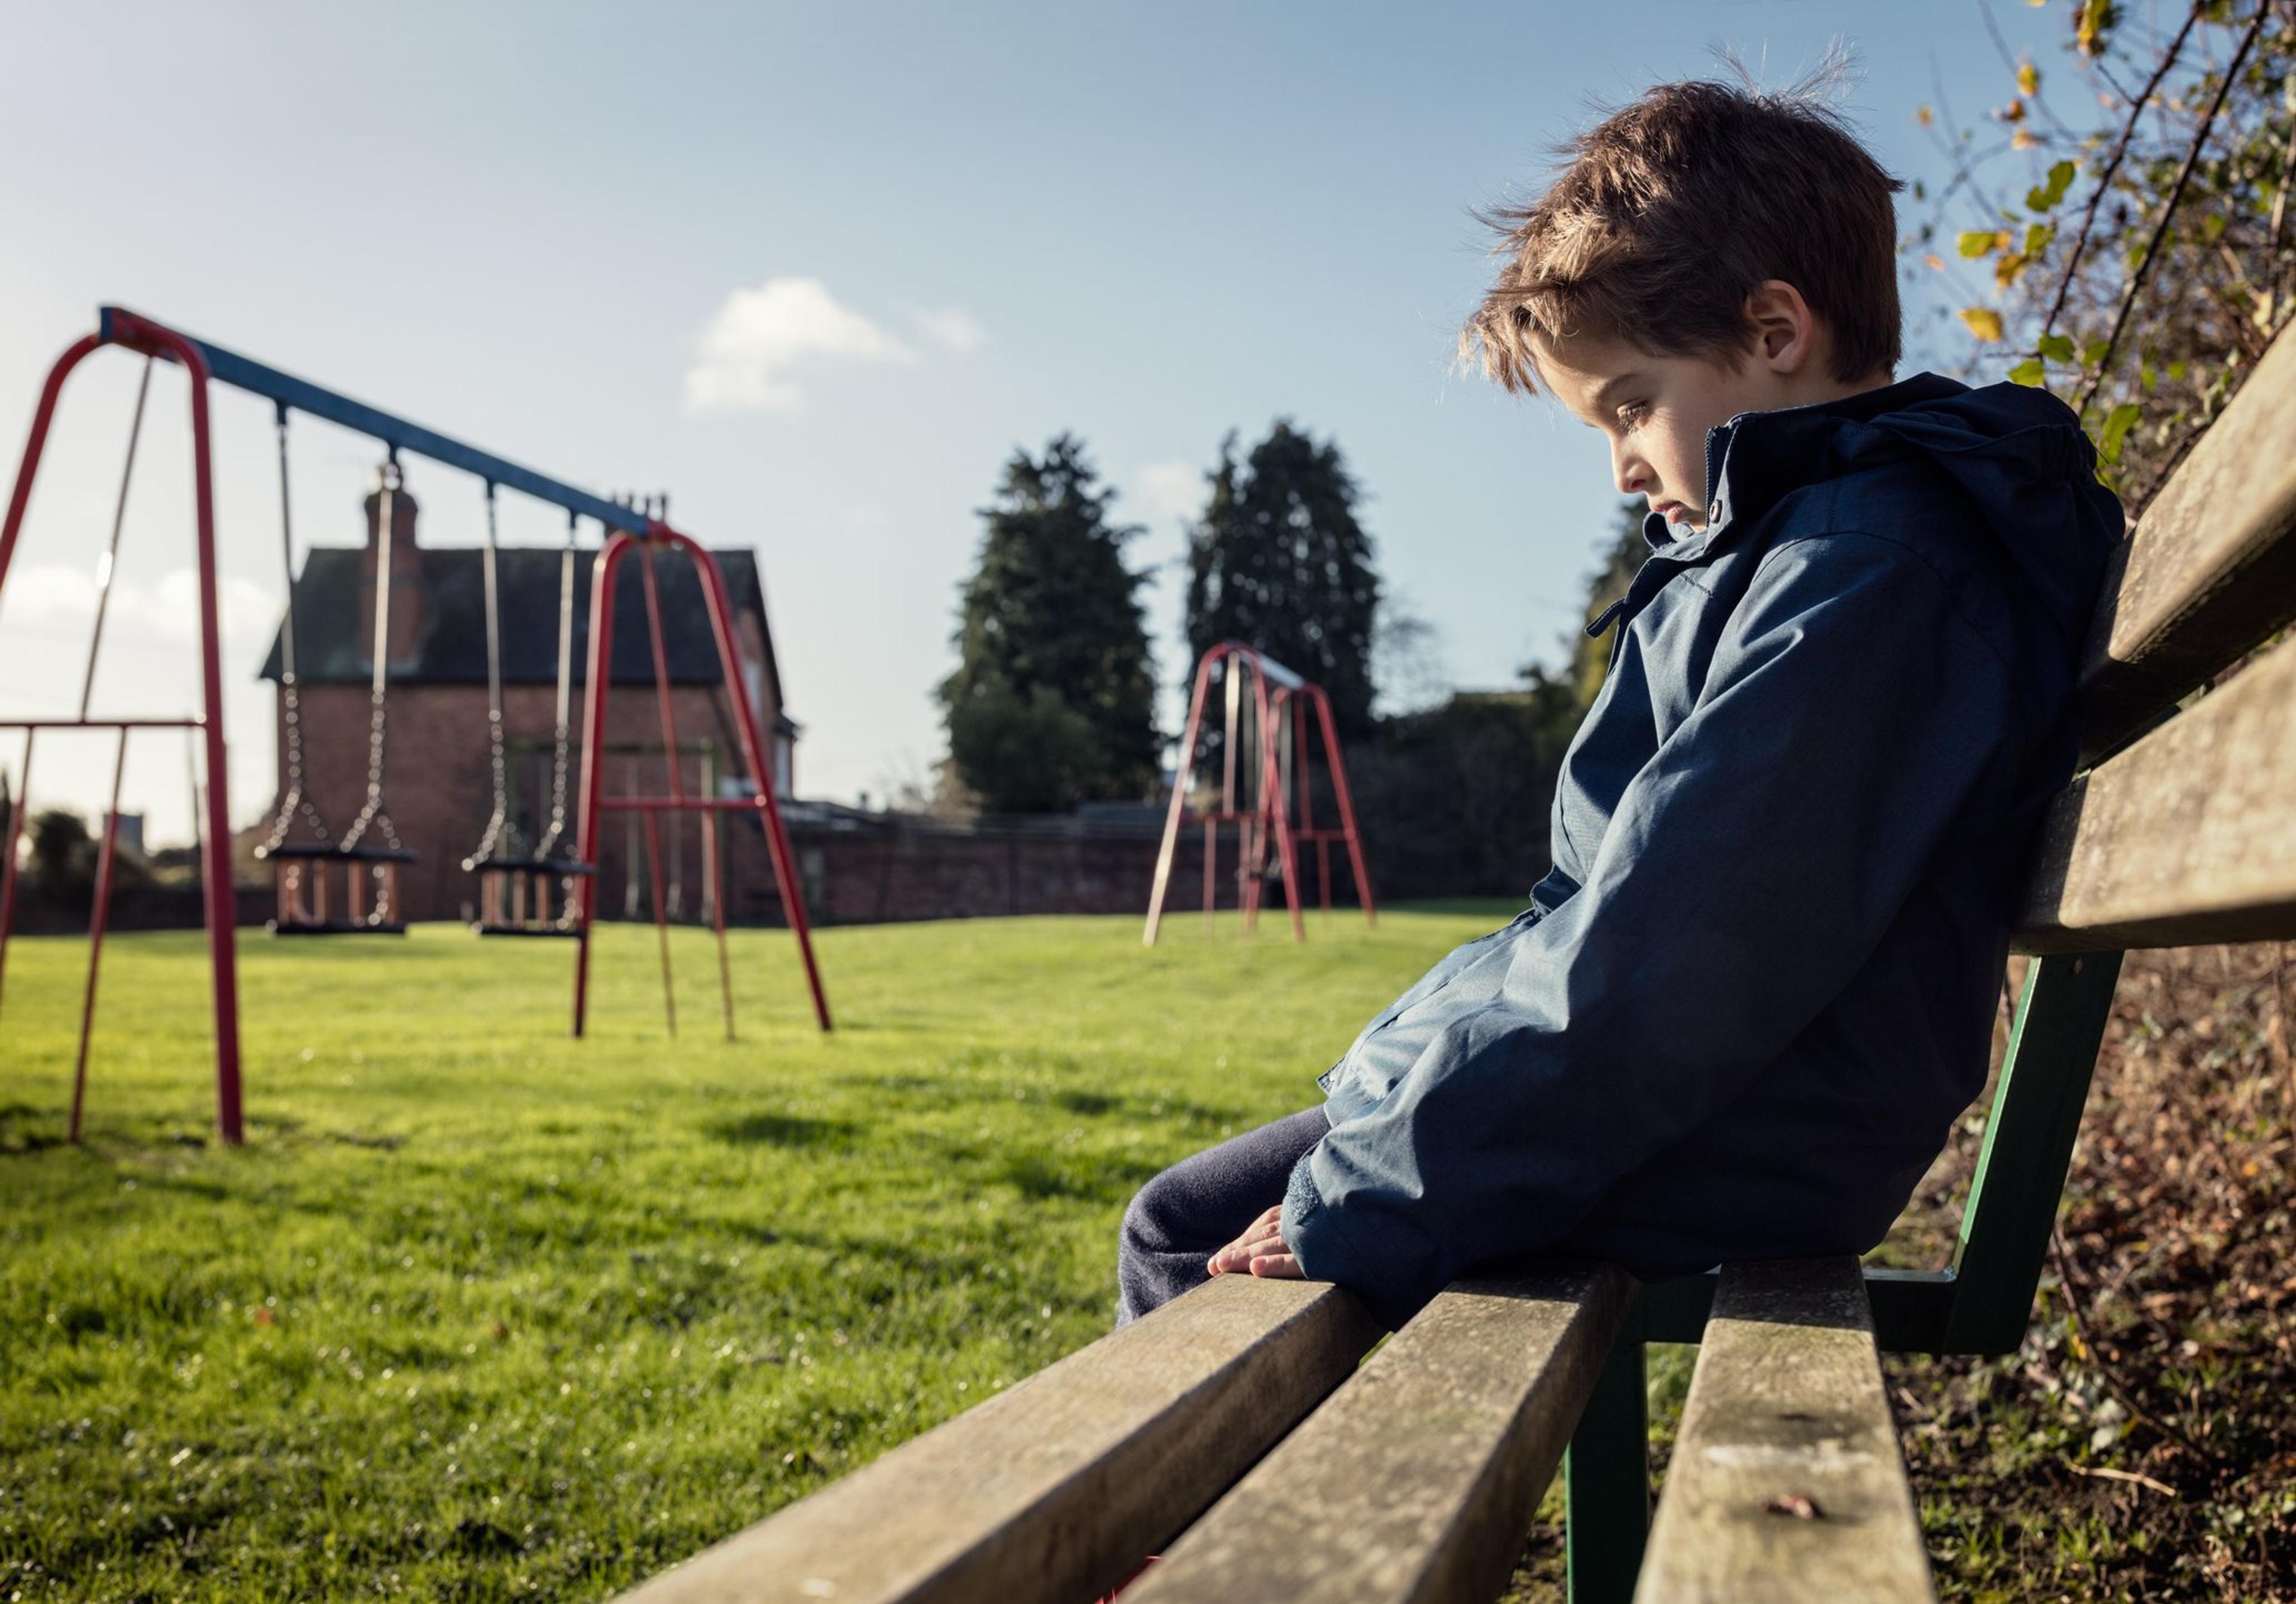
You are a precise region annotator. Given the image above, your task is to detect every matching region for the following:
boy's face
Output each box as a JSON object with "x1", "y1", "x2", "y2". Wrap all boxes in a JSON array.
[
  {"x1": 1530, "y1": 329, "x2": 1769, "y2": 534},
  {"x1": 1528, "y1": 279, "x2": 1873, "y2": 533}
]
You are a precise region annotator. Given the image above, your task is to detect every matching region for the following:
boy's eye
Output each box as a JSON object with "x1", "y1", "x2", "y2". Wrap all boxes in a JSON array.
[{"x1": 1616, "y1": 401, "x2": 1650, "y2": 429}]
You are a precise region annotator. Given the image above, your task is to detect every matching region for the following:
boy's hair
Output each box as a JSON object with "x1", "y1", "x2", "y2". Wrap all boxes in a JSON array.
[{"x1": 1464, "y1": 71, "x2": 1906, "y2": 394}]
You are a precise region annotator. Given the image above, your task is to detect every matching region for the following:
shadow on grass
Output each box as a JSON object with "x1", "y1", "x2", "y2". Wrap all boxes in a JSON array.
[
  {"x1": 996, "y1": 1151, "x2": 1160, "y2": 1203},
  {"x1": 0, "y1": 1117, "x2": 69, "y2": 1156},
  {"x1": 707, "y1": 1112, "x2": 860, "y2": 1149}
]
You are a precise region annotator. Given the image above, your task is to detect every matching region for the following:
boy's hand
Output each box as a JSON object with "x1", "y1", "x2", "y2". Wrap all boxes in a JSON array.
[{"x1": 1206, "y1": 1205, "x2": 1303, "y2": 1279}]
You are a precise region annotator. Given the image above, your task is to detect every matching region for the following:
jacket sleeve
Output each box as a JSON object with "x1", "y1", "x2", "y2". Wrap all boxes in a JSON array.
[{"x1": 1281, "y1": 529, "x2": 2017, "y2": 1322}]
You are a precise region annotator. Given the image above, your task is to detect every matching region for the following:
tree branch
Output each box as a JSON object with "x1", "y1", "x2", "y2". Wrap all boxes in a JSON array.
[
  {"x1": 2041, "y1": 2, "x2": 2208, "y2": 346},
  {"x1": 2074, "y1": 3, "x2": 2269, "y2": 420}
]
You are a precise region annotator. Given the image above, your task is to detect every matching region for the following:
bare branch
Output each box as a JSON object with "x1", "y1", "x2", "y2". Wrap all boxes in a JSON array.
[
  {"x1": 2075, "y1": 4, "x2": 2271, "y2": 419},
  {"x1": 1981, "y1": 0, "x2": 2077, "y2": 139},
  {"x1": 2041, "y1": 3, "x2": 2209, "y2": 346}
]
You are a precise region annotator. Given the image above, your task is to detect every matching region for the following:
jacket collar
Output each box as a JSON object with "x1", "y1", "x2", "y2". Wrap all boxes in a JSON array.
[
  {"x1": 1642, "y1": 371, "x2": 1972, "y2": 561},
  {"x1": 1589, "y1": 372, "x2": 1972, "y2": 652}
]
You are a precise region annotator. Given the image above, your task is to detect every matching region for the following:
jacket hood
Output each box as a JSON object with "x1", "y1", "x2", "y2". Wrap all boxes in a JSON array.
[{"x1": 1695, "y1": 371, "x2": 2129, "y2": 659}]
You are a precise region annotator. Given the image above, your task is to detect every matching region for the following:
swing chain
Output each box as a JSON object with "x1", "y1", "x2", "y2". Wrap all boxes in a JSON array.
[
  {"x1": 341, "y1": 457, "x2": 404, "y2": 858},
  {"x1": 261, "y1": 404, "x2": 331, "y2": 854},
  {"x1": 78, "y1": 355, "x2": 153, "y2": 724},
  {"x1": 532, "y1": 508, "x2": 581, "y2": 863},
  {"x1": 465, "y1": 481, "x2": 517, "y2": 867}
]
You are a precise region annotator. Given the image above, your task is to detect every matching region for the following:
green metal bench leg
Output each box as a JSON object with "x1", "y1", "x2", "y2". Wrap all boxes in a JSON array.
[{"x1": 1566, "y1": 1337, "x2": 1648, "y2": 1604}]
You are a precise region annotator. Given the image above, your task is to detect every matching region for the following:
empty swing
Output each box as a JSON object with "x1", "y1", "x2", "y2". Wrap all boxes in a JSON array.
[
  {"x1": 463, "y1": 489, "x2": 593, "y2": 935},
  {"x1": 253, "y1": 439, "x2": 417, "y2": 934}
]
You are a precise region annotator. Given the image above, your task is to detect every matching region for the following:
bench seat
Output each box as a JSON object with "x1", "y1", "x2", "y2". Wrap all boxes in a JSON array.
[
  {"x1": 612, "y1": 1259, "x2": 1929, "y2": 1603},
  {"x1": 1636, "y1": 1259, "x2": 1931, "y2": 1604}
]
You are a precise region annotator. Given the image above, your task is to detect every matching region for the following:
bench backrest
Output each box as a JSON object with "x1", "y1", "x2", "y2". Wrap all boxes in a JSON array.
[{"x1": 1930, "y1": 328, "x2": 2296, "y2": 1354}]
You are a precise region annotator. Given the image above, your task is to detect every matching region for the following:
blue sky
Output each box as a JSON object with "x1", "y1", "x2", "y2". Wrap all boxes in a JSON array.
[{"x1": 0, "y1": 1, "x2": 2080, "y2": 840}]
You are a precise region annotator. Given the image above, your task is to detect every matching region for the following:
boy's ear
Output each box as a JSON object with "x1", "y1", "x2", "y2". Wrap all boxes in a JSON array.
[{"x1": 1743, "y1": 279, "x2": 1821, "y2": 375}]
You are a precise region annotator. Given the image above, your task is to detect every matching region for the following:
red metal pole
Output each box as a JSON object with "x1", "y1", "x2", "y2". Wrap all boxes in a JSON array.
[
  {"x1": 69, "y1": 731, "x2": 129, "y2": 1142},
  {"x1": 1252, "y1": 658, "x2": 1306, "y2": 943},
  {"x1": 179, "y1": 334, "x2": 245, "y2": 1140},
  {"x1": 1221, "y1": 651, "x2": 1240, "y2": 815},
  {"x1": 1311, "y1": 685, "x2": 1376, "y2": 925},
  {"x1": 1201, "y1": 818, "x2": 1216, "y2": 933},
  {"x1": 1299, "y1": 695, "x2": 1330, "y2": 915},
  {"x1": 0, "y1": 334, "x2": 103, "y2": 595},
  {"x1": 0, "y1": 345, "x2": 99, "y2": 1032},
  {"x1": 569, "y1": 533, "x2": 628, "y2": 1037},
  {"x1": 1234, "y1": 652, "x2": 1263, "y2": 933},
  {"x1": 635, "y1": 542, "x2": 685, "y2": 1038},
  {"x1": 703, "y1": 781, "x2": 734, "y2": 1042},
  {"x1": 641, "y1": 805, "x2": 677, "y2": 1038},
  {"x1": 0, "y1": 729, "x2": 32, "y2": 1019},
  {"x1": 1144, "y1": 646, "x2": 1219, "y2": 946},
  {"x1": 660, "y1": 527, "x2": 831, "y2": 1031}
]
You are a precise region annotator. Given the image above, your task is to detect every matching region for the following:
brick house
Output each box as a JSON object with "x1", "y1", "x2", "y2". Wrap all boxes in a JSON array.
[{"x1": 258, "y1": 485, "x2": 799, "y2": 925}]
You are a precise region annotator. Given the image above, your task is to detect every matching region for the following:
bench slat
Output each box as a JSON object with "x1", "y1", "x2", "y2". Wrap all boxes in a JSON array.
[
  {"x1": 613, "y1": 1274, "x2": 1379, "y2": 1604},
  {"x1": 1125, "y1": 1266, "x2": 1635, "y2": 1604},
  {"x1": 2017, "y1": 625, "x2": 2296, "y2": 952},
  {"x1": 1634, "y1": 1257, "x2": 1932, "y2": 1604},
  {"x1": 2078, "y1": 324, "x2": 2296, "y2": 759}
]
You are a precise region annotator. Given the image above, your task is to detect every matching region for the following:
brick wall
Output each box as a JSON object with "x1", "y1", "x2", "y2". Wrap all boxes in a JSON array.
[
  {"x1": 752, "y1": 814, "x2": 1364, "y2": 928},
  {"x1": 161, "y1": 798, "x2": 1361, "y2": 933},
  {"x1": 7, "y1": 884, "x2": 272, "y2": 936}
]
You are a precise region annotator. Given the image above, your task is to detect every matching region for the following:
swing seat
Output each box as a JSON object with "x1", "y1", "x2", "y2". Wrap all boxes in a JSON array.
[
  {"x1": 465, "y1": 854, "x2": 595, "y2": 938},
  {"x1": 270, "y1": 919, "x2": 412, "y2": 937},
  {"x1": 462, "y1": 854, "x2": 595, "y2": 877},
  {"x1": 256, "y1": 841, "x2": 419, "y2": 936}
]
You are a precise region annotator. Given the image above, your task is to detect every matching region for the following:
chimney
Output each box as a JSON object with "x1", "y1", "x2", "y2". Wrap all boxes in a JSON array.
[{"x1": 358, "y1": 475, "x2": 425, "y2": 672}]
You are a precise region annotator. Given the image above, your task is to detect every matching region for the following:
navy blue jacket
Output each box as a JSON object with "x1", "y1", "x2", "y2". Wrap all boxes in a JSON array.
[{"x1": 1283, "y1": 372, "x2": 2126, "y2": 1326}]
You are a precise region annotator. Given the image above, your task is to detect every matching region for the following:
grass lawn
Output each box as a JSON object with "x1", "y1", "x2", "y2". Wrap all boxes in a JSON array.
[{"x1": 0, "y1": 906, "x2": 1515, "y2": 1601}]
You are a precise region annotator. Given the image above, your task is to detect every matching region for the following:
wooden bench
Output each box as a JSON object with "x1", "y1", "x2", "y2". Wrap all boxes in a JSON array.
[{"x1": 610, "y1": 330, "x2": 2296, "y2": 1604}]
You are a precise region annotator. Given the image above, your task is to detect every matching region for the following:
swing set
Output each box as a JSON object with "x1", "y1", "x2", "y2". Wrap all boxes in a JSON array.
[
  {"x1": 1143, "y1": 640, "x2": 1376, "y2": 945},
  {"x1": 0, "y1": 306, "x2": 830, "y2": 1145}
]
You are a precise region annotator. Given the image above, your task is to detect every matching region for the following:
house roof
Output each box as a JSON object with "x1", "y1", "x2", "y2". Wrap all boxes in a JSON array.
[{"x1": 259, "y1": 545, "x2": 796, "y2": 734}]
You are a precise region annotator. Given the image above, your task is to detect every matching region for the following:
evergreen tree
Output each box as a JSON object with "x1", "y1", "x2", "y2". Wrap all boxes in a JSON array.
[
  {"x1": 28, "y1": 807, "x2": 92, "y2": 895},
  {"x1": 1184, "y1": 421, "x2": 1380, "y2": 737},
  {"x1": 939, "y1": 435, "x2": 1159, "y2": 814}
]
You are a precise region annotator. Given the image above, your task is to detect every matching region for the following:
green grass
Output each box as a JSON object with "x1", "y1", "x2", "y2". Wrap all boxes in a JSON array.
[{"x1": 0, "y1": 906, "x2": 1513, "y2": 1601}]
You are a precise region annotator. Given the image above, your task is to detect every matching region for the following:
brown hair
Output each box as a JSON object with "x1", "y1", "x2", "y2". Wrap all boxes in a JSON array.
[{"x1": 1464, "y1": 70, "x2": 1905, "y2": 394}]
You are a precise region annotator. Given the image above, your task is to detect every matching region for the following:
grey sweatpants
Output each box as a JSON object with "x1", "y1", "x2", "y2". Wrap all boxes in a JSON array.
[{"x1": 1115, "y1": 1106, "x2": 1330, "y2": 1326}]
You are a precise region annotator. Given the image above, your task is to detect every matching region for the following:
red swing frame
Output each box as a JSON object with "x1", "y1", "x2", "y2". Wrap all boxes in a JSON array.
[
  {"x1": 0, "y1": 313, "x2": 246, "y2": 1144},
  {"x1": 1143, "y1": 641, "x2": 1376, "y2": 945},
  {"x1": 567, "y1": 525, "x2": 831, "y2": 1035}
]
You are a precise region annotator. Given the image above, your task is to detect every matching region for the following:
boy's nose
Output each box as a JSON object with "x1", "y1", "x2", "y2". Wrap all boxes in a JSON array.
[{"x1": 1612, "y1": 444, "x2": 1650, "y2": 497}]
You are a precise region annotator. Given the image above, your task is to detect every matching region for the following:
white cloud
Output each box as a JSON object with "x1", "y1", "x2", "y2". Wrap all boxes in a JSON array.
[
  {"x1": 1, "y1": 563, "x2": 274, "y2": 653},
  {"x1": 0, "y1": 563, "x2": 276, "y2": 722},
  {"x1": 1132, "y1": 459, "x2": 1204, "y2": 526},
  {"x1": 683, "y1": 277, "x2": 916, "y2": 414},
  {"x1": 910, "y1": 305, "x2": 987, "y2": 355}
]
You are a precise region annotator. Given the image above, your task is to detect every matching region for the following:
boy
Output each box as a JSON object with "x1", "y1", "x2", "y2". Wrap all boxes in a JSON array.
[{"x1": 1117, "y1": 77, "x2": 2126, "y2": 1330}]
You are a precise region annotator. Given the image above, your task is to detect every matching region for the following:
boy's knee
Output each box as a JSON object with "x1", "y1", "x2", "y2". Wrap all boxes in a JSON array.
[{"x1": 1119, "y1": 1169, "x2": 1179, "y2": 1258}]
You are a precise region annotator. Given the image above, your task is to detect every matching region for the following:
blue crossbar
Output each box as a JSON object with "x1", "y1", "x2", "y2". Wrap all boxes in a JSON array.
[{"x1": 99, "y1": 305, "x2": 649, "y2": 536}]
